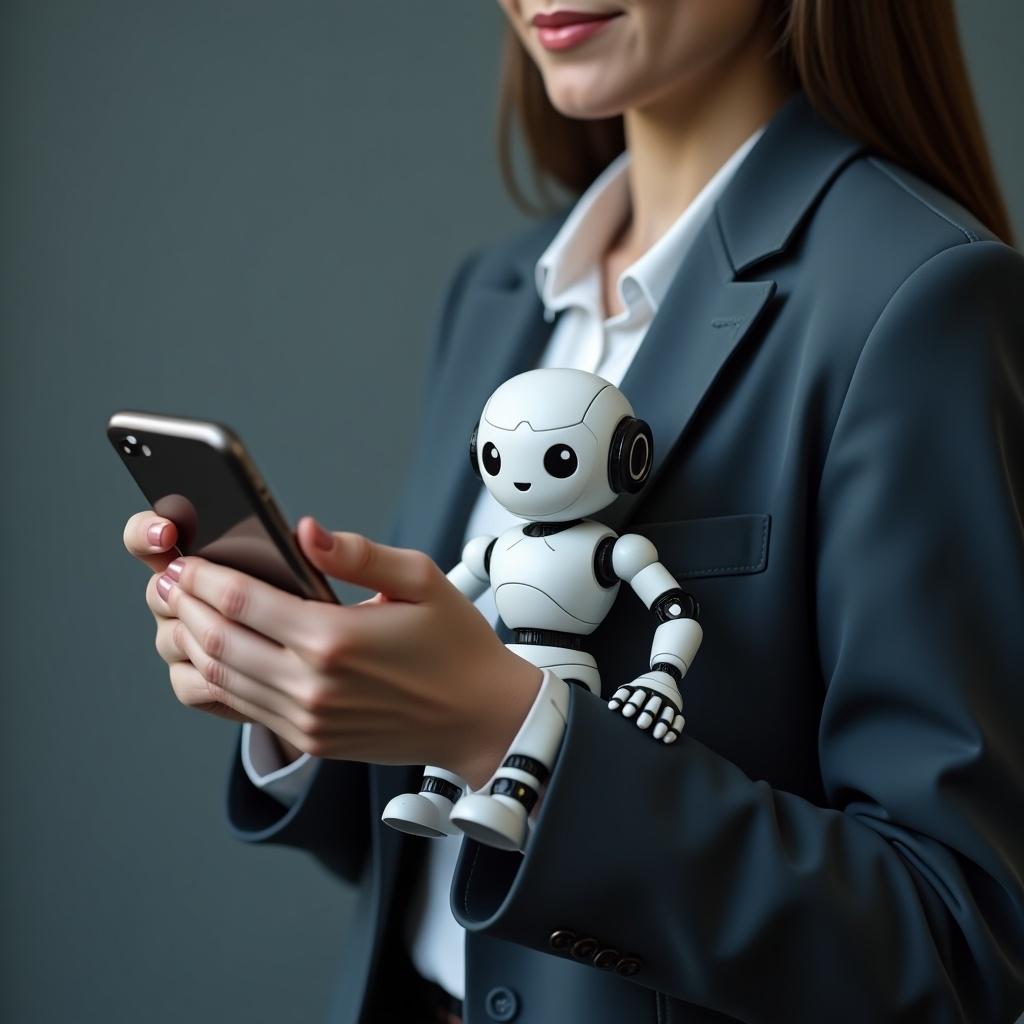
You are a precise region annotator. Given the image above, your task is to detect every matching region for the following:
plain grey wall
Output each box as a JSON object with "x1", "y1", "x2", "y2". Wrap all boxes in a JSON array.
[{"x1": 2, "y1": 2, "x2": 1021, "y2": 1022}]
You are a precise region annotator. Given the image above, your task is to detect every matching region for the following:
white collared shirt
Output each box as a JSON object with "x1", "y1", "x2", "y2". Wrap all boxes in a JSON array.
[{"x1": 241, "y1": 124, "x2": 764, "y2": 1002}]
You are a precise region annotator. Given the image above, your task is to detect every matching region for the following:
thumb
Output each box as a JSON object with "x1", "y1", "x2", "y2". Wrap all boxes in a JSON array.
[{"x1": 297, "y1": 516, "x2": 438, "y2": 601}]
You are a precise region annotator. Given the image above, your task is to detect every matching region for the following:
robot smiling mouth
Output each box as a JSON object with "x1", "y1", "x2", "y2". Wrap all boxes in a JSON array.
[{"x1": 514, "y1": 482, "x2": 532, "y2": 491}]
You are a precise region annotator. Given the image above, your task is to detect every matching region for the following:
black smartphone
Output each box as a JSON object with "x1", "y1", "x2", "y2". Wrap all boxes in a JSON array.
[{"x1": 107, "y1": 410, "x2": 338, "y2": 603}]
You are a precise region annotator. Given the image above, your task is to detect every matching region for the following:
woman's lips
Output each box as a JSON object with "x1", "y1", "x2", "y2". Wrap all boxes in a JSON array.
[{"x1": 531, "y1": 9, "x2": 623, "y2": 51}]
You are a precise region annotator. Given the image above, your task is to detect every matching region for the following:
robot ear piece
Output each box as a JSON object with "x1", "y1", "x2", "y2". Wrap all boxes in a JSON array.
[
  {"x1": 469, "y1": 422, "x2": 482, "y2": 479},
  {"x1": 608, "y1": 417, "x2": 653, "y2": 494}
]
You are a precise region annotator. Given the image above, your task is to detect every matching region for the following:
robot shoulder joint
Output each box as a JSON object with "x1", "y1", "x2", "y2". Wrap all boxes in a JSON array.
[{"x1": 610, "y1": 532, "x2": 659, "y2": 583}]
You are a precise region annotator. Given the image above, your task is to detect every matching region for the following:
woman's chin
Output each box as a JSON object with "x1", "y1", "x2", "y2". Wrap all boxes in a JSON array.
[{"x1": 543, "y1": 75, "x2": 629, "y2": 121}]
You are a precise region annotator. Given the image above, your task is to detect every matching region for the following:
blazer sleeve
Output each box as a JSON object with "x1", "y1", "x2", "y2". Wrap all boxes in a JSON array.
[
  {"x1": 450, "y1": 239, "x2": 1024, "y2": 1023},
  {"x1": 224, "y1": 246, "x2": 484, "y2": 887}
]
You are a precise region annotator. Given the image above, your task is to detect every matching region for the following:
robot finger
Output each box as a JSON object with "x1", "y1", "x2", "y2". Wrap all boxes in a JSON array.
[
  {"x1": 607, "y1": 685, "x2": 632, "y2": 710},
  {"x1": 635, "y1": 692, "x2": 663, "y2": 730},
  {"x1": 652, "y1": 704, "x2": 675, "y2": 740},
  {"x1": 660, "y1": 712, "x2": 686, "y2": 744},
  {"x1": 622, "y1": 688, "x2": 647, "y2": 719}
]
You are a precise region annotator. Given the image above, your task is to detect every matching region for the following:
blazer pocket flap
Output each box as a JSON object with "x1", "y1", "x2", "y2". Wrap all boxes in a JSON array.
[{"x1": 632, "y1": 513, "x2": 771, "y2": 578}]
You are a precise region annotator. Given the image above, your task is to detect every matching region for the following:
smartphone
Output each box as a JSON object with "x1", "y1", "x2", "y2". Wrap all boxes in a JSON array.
[{"x1": 107, "y1": 410, "x2": 339, "y2": 603}]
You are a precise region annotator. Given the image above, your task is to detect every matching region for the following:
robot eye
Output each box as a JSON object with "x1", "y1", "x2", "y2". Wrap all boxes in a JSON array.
[
  {"x1": 482, "y1": 442, "x2": 501, "y2": 476},
  {"x1": 543, "y1": 443, "x2": 578, "y2": 479}
]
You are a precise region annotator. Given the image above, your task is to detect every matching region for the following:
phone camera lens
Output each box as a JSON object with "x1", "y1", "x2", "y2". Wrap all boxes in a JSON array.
[{"x1": 122, "y1": 434, "x2": 139, "y2": 456}]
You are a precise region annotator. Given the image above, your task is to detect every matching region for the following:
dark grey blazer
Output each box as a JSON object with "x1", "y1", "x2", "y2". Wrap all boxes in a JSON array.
[{"x1": 226, "y1": 93, "x2": 1024, "y2": 1023}]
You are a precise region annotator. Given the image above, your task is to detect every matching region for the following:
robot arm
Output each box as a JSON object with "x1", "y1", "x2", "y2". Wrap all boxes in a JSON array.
[
  {"x1": 602, "y1": 533, "x2": 703, "y2": 744},
  {"x1": 445, "y1": 535, "x2": 496, "y2": 602}
]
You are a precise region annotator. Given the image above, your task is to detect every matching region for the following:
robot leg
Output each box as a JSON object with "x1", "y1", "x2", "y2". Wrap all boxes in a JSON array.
[
  {"x1": 381, "y1": 765, "x2": 468, "y2": 838},
  {"x1": 448, "y1": 667, "x2": 570, "y2": 852}
]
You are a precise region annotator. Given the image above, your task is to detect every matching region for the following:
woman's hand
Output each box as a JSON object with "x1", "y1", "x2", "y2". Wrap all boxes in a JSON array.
[{"x1": 148, "y1": 516, "x2": 542, "y2": 790}]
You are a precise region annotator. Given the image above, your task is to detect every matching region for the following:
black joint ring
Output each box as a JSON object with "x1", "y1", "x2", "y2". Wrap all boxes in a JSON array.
[
  {"x1": 650, "y1": 662, "x2": 683, "y2": 684},
  {"x1": 514, "y1": 627, "x2": 583, "y2": 650},
  {"x1": 490, "y1": 776, "x2": 539, "y2": 812},
  {"x1": 593, "y1": 536, "x2": 618, "y2": 589},
  {"x1": 483, "y1": 537, "x2": 497, "y2": 575},
  {"x1": 502, "y1": 753, "x2": 549, "y2": 784},
  {"x1": 652, "y1": 589, "x2": 700, "y2": 623},
  {"x1": 419, "y1": 776, "x2": 462, "y2": 803}
]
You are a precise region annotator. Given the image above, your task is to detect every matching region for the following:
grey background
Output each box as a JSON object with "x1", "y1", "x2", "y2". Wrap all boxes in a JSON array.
[{"x1": 1, "y1": 2, "x2": 1020, "y2": 1022}]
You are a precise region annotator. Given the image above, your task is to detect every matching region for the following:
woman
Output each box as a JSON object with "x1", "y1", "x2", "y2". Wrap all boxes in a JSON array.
[{"x1": 122, "y1": 1, "x2": 1024, "y2": 1021}]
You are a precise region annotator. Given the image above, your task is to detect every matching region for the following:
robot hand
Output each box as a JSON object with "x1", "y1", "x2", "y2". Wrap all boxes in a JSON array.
[{"x1": 607, "y1": 669, "x2": 684, "y2": 744}]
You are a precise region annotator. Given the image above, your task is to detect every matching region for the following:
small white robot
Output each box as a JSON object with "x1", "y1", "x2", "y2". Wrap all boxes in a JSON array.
[{"x1": 382, "y1": 368, "x2": 703, "y2": 851}]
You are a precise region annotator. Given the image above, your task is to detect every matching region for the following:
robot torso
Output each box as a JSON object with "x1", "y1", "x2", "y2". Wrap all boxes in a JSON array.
[{"x1": 489, "y1": 519, "x2": 619, "y2": 635}]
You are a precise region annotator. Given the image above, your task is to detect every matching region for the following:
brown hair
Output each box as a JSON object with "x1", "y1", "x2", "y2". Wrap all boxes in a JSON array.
[{"x1": 497, "y1": 0, "x2": 1014, "y2": 244}]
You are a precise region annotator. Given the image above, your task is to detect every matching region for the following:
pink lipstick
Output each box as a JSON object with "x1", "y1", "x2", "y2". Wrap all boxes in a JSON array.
[{"x1": 531, "y1": 8, "x2": 624, "y2": 51}]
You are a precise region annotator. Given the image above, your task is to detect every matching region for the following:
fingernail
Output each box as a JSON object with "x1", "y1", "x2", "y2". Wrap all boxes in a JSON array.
[
  {"x1": 156, "y1": 575, "x2": 173, "y2": 601},
  {"x1": 147, "y1": 522, "x2": 170, "y2": 548},
  {"x1": 165, "y1": 558, "x2": 184, "y2": 581},
  {"x1": 311, "y1": 519, "x2": 334, "y2": 551}
]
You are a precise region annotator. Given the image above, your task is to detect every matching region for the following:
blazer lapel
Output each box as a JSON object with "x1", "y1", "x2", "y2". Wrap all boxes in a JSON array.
[
  {"x1": 597, "y1": 213, "x2": 775, "y2": 533},
  {"x1": 598, "y1": 91, "x2": 864, "y2": 532}
]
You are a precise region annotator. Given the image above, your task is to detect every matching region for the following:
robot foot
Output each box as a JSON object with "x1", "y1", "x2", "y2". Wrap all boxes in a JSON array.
[
  {"x1": 381, "y1": 792, "x2": 460, "y2": 839},
  {"x1": 449, "y1": 792, "x2": 528, "y2": 852}
]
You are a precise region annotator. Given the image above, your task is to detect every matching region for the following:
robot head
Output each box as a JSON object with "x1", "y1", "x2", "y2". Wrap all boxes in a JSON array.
[{"x1": 468, "y1": 368, "x2": 653, "y2": 521}]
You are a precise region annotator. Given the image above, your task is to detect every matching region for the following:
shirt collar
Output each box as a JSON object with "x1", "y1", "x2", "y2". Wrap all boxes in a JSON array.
[{"x1": 535, "y1": 126, "x2": 766, "y2": 323}]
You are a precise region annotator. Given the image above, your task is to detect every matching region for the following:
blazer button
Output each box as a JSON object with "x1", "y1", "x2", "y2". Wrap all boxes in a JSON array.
[
  {"x1": 485, "y1": 985, "x2": 520, "y2": 1022},
  {"x1": 548, "y1": 929, "x2": 576, "y2": 953},
  {"x1": 593, "y1": 947, "x2": 621, "y2": 970},
  {"x1": 571, "y1": 936, "x2": 599, "y2": 960},
  {"x1": 615, "y1": 956, "x2": 642, "y2": 977}
]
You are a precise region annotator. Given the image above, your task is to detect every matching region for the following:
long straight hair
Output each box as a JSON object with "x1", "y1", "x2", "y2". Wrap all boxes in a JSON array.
[{"x1": 497, "y1": 0, "x2": 1014, "y2": 244}]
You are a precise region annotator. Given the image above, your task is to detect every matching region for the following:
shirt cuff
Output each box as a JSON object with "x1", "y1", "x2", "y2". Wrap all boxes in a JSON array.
[{"x1": 240, "y1": 722, "x2": 318, "y2": 808}]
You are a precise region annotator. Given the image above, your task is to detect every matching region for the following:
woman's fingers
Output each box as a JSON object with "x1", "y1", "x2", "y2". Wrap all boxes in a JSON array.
[
  {"x1": 123, "y1": 510, "x2": 180, "y2": 574},
  {"x1": 154, "y1": 614, "x2": 189, "y2": 666},
  {"x1": 171, "y1": 626, "x2": 311, "y2": 741},
  {"x1": 297, "y1": 517, "x2": 445, "y2": 603},
  {"x1": 167, "y1": 586, "x2": 303, "y2": 707},
  {"x1": 146, "y1": 571, "x2": 177, "y2": 620},
  {"x1": 161, "y1": 556, "x2": 319, "y2": 650},
  {"x1": 167, "y1": 660, "x2": 309, "y2": 746},
  {"x1": 167, "y1": 660, "x2": 251, "y2": 724}
]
